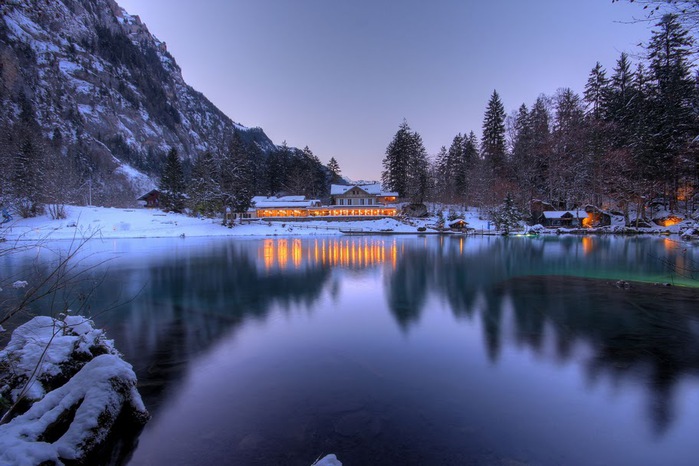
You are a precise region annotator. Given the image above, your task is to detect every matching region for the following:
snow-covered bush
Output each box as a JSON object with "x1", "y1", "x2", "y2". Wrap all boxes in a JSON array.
[
  {"x1": 525, "y1": 224, "x2": 545, "y2": 234},
  {"x1": 491, "y1": 194, "x2": 523, "y2": 235}
]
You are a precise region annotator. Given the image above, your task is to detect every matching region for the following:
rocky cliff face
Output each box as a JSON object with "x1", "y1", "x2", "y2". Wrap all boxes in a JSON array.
[{"x1": 0, "y1": 0, "x2": 278, "y2": 202}]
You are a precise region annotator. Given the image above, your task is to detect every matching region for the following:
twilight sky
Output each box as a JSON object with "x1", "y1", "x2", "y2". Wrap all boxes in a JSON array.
[{"x1": 118, "y1": 0, "x2": 651, "y2": 181}]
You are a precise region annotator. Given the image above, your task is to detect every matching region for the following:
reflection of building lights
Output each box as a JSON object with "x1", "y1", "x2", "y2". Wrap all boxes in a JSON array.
[
  {"x1": 263, "y1": 239, "x2": 274, "y2": 269},
  {"x1": 292, "y1": 239, "x2": 302, "y2": 268},
  {"x1": 261, "y1": 238, "x2": 405, "y2": 270},
  {"x1": 663, "y1": 238, "x2": 675, "y2": 251},
  {"x1": 277, "y1": 239, "x2": 288, "y2": 269},
  {"x1": 582, "y1": 237, "x2": 593, "y2": 255}
]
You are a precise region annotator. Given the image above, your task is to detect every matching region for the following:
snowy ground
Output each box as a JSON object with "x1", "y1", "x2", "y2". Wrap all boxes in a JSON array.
[
  {"x1": 2, "y1": 205, "x2": 694, "y2": 242},
  {"x1": 0, "y1": 205, "x2": 493, "y2": 241}
]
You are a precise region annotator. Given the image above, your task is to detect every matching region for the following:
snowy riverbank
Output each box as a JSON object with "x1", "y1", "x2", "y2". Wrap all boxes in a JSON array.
[
  {"x1": 0, "y1": 205, "x2": 473, "y2": 241},
  {"x1": 1, "y1": 205, "x2": 695, "y2": 242}
]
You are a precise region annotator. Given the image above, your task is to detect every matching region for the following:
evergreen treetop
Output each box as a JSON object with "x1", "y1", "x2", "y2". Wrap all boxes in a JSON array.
[{"x1": 159, "y1": 147, "x2": 186, "y2": 213}]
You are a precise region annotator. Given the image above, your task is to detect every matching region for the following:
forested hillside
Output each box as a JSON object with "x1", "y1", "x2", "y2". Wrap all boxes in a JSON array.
[
  {"x1": 382, "y1": 13, "x2": 699, "y2": 221},
  {"x1": 0, "y1": 0, "x2": 332, "y2": 215}
]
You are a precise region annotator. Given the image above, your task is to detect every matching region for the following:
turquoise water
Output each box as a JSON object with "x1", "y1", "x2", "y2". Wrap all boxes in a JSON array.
[{"x1": 4, "y1": 235, "x2": 699, "y2": 465}]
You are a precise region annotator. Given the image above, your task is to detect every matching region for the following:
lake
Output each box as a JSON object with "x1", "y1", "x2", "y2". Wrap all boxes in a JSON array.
[{"x1": 4, "y1": 235, "x2": 699, "y2": 465}]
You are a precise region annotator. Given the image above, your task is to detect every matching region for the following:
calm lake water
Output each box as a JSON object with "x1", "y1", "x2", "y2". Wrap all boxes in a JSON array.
[{"x1": 4, "y1": 235, "x2": 699, "y2": 465}]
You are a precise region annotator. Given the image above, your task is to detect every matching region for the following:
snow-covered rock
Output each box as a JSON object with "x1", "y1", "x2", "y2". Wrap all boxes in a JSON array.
[
  {"x1": 312, "y1": 454, "x2": 342, "y2": 466},
  {"x1": 681, "y1": 227, "x2": 697, "y2": 240},
  {"x1": 0, "y1": 316, "x2": 148, "y2": 465},
  {"x1": 0, "y1": 315, "x2": 117, "y2": 403}
]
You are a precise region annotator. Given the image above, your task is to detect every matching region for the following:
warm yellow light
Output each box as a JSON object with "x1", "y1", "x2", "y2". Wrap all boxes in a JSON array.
[
  {"x1": 662, "y1": 216, "x2": 682, "y2": 227},
  {"x1": 292, "y1": 239, "x2": 302, "y2": 268},
  {"x1": 277, "y1": 239, "x2": 288, "y2": 269},
  {"x1": 263, "y1": 239, "x2": 274, "y2": 270}
]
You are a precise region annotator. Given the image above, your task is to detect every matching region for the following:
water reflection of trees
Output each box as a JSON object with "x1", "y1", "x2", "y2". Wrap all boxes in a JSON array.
[
  {"x1": 384, "y1": 247, "x2": 428, "y2": 329},
  {"x1": 11, "y1": 235, "x2": 697, "y2": 436},
  {"x1": 384, "y1": 235, "x2": 699, "y2": 435},
  {"x1": 87, "y1": 240, "x2": 333, "y2": 409},
  {"x1": 502, "y1": 276, "x2": 699, "y2": 435}
]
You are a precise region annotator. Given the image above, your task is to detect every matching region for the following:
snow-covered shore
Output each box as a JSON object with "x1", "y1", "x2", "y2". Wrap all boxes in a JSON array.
[
  {"x1": 1, "y1": 205, "x2": 443, "y2": 241},
  {"x1": 2, "y1": 205, "x2": 695, "y2": 242}
]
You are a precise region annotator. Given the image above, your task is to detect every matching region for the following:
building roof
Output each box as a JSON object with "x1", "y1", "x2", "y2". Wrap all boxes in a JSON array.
[
  {"x1": 330, "y1": 183, "x2": 398, "y2": 197},
  {"x1": 136, "y1": 189, "x2": 159, "y2": 201},
  {"x1": 541, "y1": 210, "x2": 588, "y2": 219},
  {"x1": 251, "y1": 196, "x2": 320, "y2": 209}
]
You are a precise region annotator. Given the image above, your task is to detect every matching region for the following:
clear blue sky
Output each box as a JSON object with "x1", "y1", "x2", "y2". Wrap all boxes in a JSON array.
[{"x1": 118, "y1": 0, "x2": 650, "y2": 181}]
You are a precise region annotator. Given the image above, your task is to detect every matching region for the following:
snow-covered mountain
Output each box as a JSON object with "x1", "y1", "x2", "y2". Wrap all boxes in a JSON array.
[{"x1": 0, "y1": 0, "x2": 287, "y2": 201}]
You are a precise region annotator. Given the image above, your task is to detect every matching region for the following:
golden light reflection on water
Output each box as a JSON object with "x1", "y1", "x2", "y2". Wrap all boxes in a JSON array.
[
  {"x1": 258, "y1": 238, "x2": 399, "y2": 270},
  {"x1": 663, "y1": 237, "x2": 687, "y2": 273},
  {"x1": 582, "y1": 237, "x2": 593, "y2": 255}
]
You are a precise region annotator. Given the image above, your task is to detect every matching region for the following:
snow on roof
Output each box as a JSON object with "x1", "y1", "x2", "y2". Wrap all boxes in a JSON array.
[
  {"x1": 541, "y1": 210, "x2": 588, "y2": 219},
  {"x1": 252, "y1": 201, "x2": 319, "y2": 209},
  {"x1": 330, "y1": 184, "x2": 397, "y2": 197},
  {"x1": 252, "y1": 195, "x2": 305, "y2": 202},
  {"x1": 251, "y1": 196, "x2": 320, "y2": 209}
]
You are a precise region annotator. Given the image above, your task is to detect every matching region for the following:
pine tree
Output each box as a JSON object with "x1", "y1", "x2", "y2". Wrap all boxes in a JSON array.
[
  {"x1": 283, "y1": 146, "x2": 326, "y2": 199},
  {"x1": 551, "y1": 88, "x2": 587, "y2": 207},
  {"x1": 382, "y1": 120, "x2": 414, "y2": 198},
  {"x1": 381, "y1": 120, "x2": 431, "y2": 203},
  {"x1": 491, "y1": 193, "x2": 522, "y2": 235},
  {"x1": 188, "y1": 151, "x2": 222, "y2": 216},
  {"x1": 510, "y1": 103, "x2": 537, "y2": 200},
  {"x1": 434, "y1": 145, "x2": 449, "y2": 202},
  {"x1": 221, "y1": 132, "x2": 255, "y2": 222},
  {"x1": 11, "y1": 94, "x2": 45, "y2": 217},
  {"x1": 159, "y1": 147, "x2": 186, "y2": 213},
  {"x1": 646, "y1": 14, "x2": 697, "y2": 204},
  {"x1": 304, "y1": 146, "x2": 328, "y2": 199},
  {"x1": 584, "y1": 62, "x2": 610, "y2": 120},
  {"x1": 628, "y1": 62, "x2": 659, "y2": 203},
  {"x1": 266, "y1": 141, "x2": 290, "y2": 196},
  {"x1": 584, "y1": 63, "x2": 613, "y2": 205},
  {"x1": 462, "y1": 131, "x2": 479, "y2": 166},
  {"x1": 405, "y1": 130, "x2": 430, "y2": 203},
  {"x1": 461, "y1": 131, "x2": 480, "y2": 205},
  {"x1": 327, "y1": 157, "x2": 341, "y2": 178},
  {"x1": 606, "y1": 52, "x2": 636, "y2": 149},
  {"x1": 442, "y1": 134, "x2": 460, "y2": 201},
  {"x1": 518, "y1": 96, "x2": 552, "y2": 200},
  {"x1": 481, "y1": 90, "x2": 507, "y2": 179}
]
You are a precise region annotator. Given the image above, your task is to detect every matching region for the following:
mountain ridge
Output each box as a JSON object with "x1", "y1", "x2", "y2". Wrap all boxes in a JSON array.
[{"x1": 0, "y1": 0, "x2": 310, "y2": 205}]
